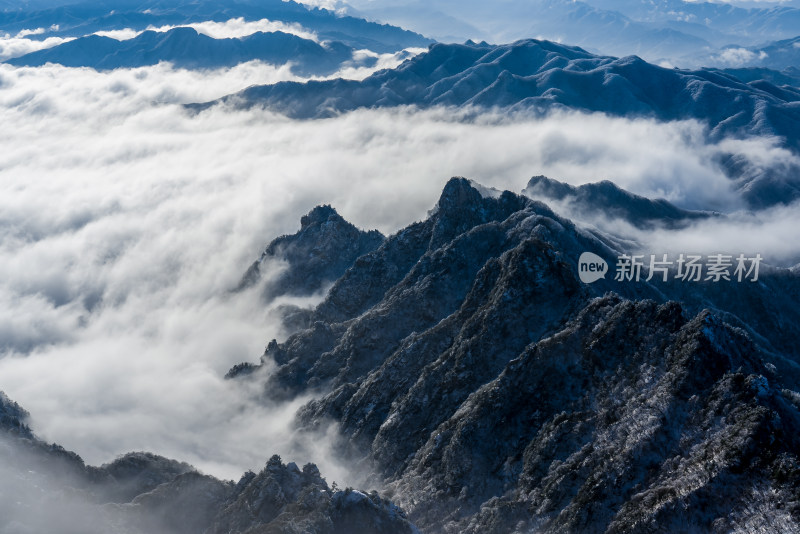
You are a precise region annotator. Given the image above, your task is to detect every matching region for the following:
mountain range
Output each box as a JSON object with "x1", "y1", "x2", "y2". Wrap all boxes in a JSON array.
[
  {"x1": 693, "y1": 36, "x2": 800, "y2": 71},
  {"x1": 5, "y1": 0, "x2": 799, "y2": 70},
  {"x1": 228, "y1": 176, "x2": 800, "y2": 533},
  {"x1": 0, "y1": 0, "x2": 432, "y2": 54},
  {"x1": 719, "y1": 66, "x2": 800, "y2": 88},
  {"x1": 3, "y1": 2, "x2": 800, "y2": 533},
  {"x1": 342, "y1": 0, "x2": 800, "y2": 66},
  {"x1": 196, "y1": 38, "x2": 800, "y2": 208},
  {"x1": 201, "y1": 39, "x2": 800, "y2": 137},
  {"x1": 7, "y1": 27, "x2": 360, "y2": 74}
]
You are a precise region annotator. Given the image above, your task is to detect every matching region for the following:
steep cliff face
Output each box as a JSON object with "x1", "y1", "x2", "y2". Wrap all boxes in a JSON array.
[
  {"x1": 229, "y1": 176, "x2": 800, "y2": 533},
  {"x1": 240, "y1": 177, "x2": 799, "y2": 401}
]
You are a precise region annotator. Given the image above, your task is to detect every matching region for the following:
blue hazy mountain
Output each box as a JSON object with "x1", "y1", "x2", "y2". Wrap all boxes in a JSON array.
[
  {"x1": 197, "y1": 39, "x2": 800, "y2": 207},
  {"x1": 347, "y1": 0, "x2": 712, "y2": 60},
  {"x1": 0, "y1": 0, "x2": 432, "y2": 54},
  {"x1": 585, "y1": 0, "x2": 800, "y2": 43},
  {"x1": 6, "y1": 27, "x2": 359, "y2": 74},
  {"x1": 343, "y1": 0, "x2": 800, "y2": 65}
]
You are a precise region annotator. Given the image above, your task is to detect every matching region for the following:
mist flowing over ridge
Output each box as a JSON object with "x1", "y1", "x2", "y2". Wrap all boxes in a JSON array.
[
  {"x1": 0, "y1": 391, "x2": 418, "y2": 534},
  {"x1": 197, "y1": 38, "x2": 800, "y2": 209}
]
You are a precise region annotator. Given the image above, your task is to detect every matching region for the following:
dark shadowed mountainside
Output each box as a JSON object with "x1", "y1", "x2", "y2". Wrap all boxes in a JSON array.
[
  {"x1": 237, "y1": 204, "x2": 384, "y2": 302},
  {"x1": 4, "y1": 176, "x2": 800, "y2": 532},
  {"x1": 228, "y1": 176, "x2": 800, "y2": 533}
]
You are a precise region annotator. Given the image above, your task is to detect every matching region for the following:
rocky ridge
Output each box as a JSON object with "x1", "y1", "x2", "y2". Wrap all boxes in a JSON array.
[
  {"x1": 237, "y1": 204, "x2": 385, "y2": 306},
  {"x1": 4, "y1": 176, "x2": 800, "y2": 533},
  {"x1": 229, "y1": 176, "x2": 800, "y2": 533},
  {"x1": 523, "y1": 175, "x2": 717, "y2": 229}
]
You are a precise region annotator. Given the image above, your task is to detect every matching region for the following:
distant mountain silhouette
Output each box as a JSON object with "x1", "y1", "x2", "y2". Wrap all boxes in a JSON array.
[
  {"x1": 0, "y1": 0, "x2": 432, "y2": 54},
  {"x1": 719, "y1": 67, "x2": 800, "y2": 89},
  {"x1": 7, "y1": 27, "x2": 357, "y2": 75},
  {"x1": 344, "y1": 0, "x2": 800, "y2": 65}
]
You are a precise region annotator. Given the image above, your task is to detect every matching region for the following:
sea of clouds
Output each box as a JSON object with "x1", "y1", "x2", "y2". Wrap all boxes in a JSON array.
[{"x1": 0, "y1": 52, "x2": 798, "y2": 488}]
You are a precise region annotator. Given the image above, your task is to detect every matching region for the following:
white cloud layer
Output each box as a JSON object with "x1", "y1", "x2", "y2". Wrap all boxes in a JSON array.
[
  {"x1": 0, "y1": 60, "x2": 798, "y2": 486},
  {"x1": 290, "y1": 0, "x2": 346, "y2": 12},
  {"x1": 0, "y1": 33, "x2": 74, "y2": 61},
  {"x1": 713, "y1": 47, "x2": 768, "y2": 66}
]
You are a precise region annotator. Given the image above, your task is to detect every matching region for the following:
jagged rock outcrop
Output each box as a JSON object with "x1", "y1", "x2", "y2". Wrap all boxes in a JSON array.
[
  {"x1": 230, "y1": 176, "x2": 800, "y2": 533},
  {"x1": 206, "y1": 455, "x2": 416, "y2": 534},
  {"x1": 3, "y1": 176, "x2": 799, "y2": 533},
  {"x1": 238, "y1": 204, "x2": 384, "y2": 304},
  {"x1": 389, "y1": 297, "x2": 800, "y2": 533}
]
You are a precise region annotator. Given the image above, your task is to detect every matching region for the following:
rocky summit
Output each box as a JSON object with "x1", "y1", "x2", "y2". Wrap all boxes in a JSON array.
[
  {"x1": 237, "y1": 204, "x2": 385, "y2": 303},
  {"x1": 228, "y1": 176, "x2": 800, "y2": 533}
]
